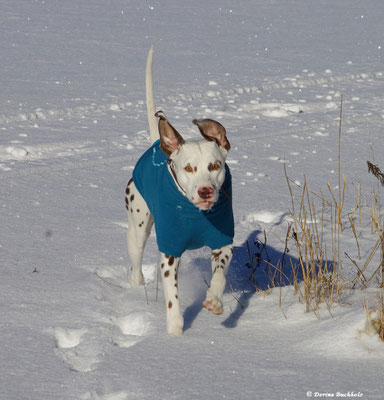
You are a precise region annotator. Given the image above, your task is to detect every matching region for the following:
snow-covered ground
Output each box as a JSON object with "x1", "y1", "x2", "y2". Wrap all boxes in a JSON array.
[{"x1": 1, "y1": 1, "x2": 384, "y2": 399}]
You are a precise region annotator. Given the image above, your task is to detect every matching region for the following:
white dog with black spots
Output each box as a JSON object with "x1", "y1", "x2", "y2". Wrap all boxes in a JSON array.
[{"x1": 125, "y1": 49, "x2": 234, "y2": 336}]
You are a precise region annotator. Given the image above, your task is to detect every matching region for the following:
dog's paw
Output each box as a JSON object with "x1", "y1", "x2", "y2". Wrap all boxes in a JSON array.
[
  {"x1": 203, "y1": 297, "x2": 223, "y2": 315},
  {"x1": 130, "y1": 270, "x2": 144, "y2": 287},
  {"x1": 167, "y1": 315, "x2": 184, "y2": 336}
]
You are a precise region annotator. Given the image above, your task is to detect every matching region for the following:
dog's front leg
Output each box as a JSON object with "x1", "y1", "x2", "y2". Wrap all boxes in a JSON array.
[
  {"x1": 203, "y1": 244, "x2": 233, "y2": 315},
  {"x1": 160, "y1": 253, "x2": 183, "y2": 336}
]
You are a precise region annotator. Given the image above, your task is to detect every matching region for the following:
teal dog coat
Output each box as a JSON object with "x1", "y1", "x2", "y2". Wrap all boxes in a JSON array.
[{"x1": 132, "y1": 141, "x2": 234, "y2": 257}]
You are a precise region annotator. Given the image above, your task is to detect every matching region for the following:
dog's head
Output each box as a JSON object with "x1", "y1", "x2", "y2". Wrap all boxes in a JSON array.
[{"x1": 155, "y1": 111, "x2": 230, "y2": 211}]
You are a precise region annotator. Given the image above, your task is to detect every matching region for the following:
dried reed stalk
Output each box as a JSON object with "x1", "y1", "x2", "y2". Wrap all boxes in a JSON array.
[{"x1": 349, "y1": 215, "x2": 361, "y2": 260}]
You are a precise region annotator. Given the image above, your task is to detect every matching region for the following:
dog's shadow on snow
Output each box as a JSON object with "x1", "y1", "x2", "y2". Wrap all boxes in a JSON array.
[{"x1": 184, "y1": 230, "x2": 304, "y2": 331}]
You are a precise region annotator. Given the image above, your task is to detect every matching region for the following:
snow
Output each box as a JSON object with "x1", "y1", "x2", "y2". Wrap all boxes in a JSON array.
[
  {"x1": 1, "y1": 0, "x2": 384, "y2": 399},
  {"x1": 8, "y1": 146, "x2": 28, "y2": 157},
  {"x1": 54, "y1": 327, "x2": 88, "y2": 349}
]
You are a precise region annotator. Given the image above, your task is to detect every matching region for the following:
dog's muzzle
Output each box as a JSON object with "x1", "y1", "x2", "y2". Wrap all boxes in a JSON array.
[{"x1": 198, "y1": 186, "x2": 214, "y2": 200}]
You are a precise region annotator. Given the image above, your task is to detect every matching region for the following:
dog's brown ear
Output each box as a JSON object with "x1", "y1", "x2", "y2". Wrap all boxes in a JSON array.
[
  {"x1": 156, "y1": 111, "x2": 185, "y2": 156},
  {"x1": 192, "y1": 118, "x2": 230, "y2": 151}
]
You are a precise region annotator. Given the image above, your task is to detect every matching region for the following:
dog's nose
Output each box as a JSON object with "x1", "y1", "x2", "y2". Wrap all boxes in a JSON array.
[{"x1": 198, "y1": 186, "x2": 214, "y2": 199}]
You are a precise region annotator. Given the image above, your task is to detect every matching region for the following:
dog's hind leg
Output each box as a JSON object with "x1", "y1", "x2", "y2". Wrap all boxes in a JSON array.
[
  {"x1": 125, "y1": 178, "x2": 154, "y2": 287},
  {"x1": 204, "y1": 244, "x2": 233, "y2": 315}
]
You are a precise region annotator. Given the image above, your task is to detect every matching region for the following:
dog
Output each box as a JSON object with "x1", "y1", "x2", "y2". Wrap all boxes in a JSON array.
[{"x1": 125, "y1": 48, "x2": 234, "y2": 336}]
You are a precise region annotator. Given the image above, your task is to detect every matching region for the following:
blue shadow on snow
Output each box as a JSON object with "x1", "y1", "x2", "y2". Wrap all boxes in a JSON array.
[{"x1": 184, "y1": 229, "x2": 333, "y2": 330}]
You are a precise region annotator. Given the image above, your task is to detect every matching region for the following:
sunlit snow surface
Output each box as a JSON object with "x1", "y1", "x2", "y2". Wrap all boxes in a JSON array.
[{"x1": 1, "y1": 1, "x2": 384, "y2": 399}]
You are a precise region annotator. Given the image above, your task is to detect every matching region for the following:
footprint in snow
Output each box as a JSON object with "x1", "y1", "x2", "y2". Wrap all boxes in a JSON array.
[
  {"x1": 111, "y1": 312, "x2": 155, "y2": 349},
  {"x1": 53, "y1": 326, "x2": 102, "y2": 372},
  {"x1": 95, "y1": 265, "x2": 131, "y2": 289},
  {"x1": 95, "y1": 266, "x2": 156, "y2": 348},
  {"x1": 95, "y1": 263, "x2": 157, "y2": 287},
  {"x1": 54, "y1": 327, "x2": 87, "y2": 348},
  {"x1": 80, "y1": 390, "x2": 129, "y2": 400},
  {"x1": 54, "y1": 264, "x2": 157, "y2": 372},
  {"x1": 0, "y1": 146, "x2": 28, "y2": 161}
]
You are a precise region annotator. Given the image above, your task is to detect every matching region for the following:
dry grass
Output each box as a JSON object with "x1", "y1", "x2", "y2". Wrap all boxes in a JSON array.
[
  {"x1": 282, "y1": 167, "x2": 384, "y2": 317},
  {"x1": 350, "y1": 187, "x2": 384, "y2": 289},
  {"x1": 284, "y1": 170, "x2": 347, "y2": 315},
  {"x1": 363, "y1": 292, "x2": 384, "y2": 341},
  {"x1": 240, "y1": 167, "x2": 384, "y2": 325},
  {"x1": 368, "y1": 161, "x2": 384, "y2": 187}
]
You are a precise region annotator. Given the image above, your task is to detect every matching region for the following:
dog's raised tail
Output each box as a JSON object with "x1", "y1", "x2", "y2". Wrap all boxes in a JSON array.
[{"x1": 146, "y1": 47, "x2": 159, "y2": 144}]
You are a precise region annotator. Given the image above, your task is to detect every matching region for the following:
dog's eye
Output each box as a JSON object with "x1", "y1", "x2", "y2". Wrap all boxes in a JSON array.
[
  {"x1": 208, "y1": 161, "x2": 221, "y2": 172},
  {"x1": 184, "y1": 165, "x2": 194, "y2": 173}
]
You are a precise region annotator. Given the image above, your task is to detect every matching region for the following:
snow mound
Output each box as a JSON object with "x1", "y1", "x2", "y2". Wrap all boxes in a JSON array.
[
  {"x1": 2, "y1": 146, "x2": 29, "y2": 160},
  {"x1": 244, "y1": 210, "x2": 290, "y2": 224},
  {"x1": 262, "y1": 109, "x2": 290, "y2": 118},
  {"x1": 299, "y1": 309, "x2": 384, "y2": 360},
  {"x1": 54, "y1": 327, "x2": 87, "y2": 349},
  {"x1": 113, "y1": 312, "x2": 154, "y2": 337}
]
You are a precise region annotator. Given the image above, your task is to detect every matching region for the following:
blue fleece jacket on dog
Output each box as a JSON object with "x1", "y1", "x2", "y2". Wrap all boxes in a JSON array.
[{"x1": 132, "y1": 140, "x2": 234, "y2": 257}]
